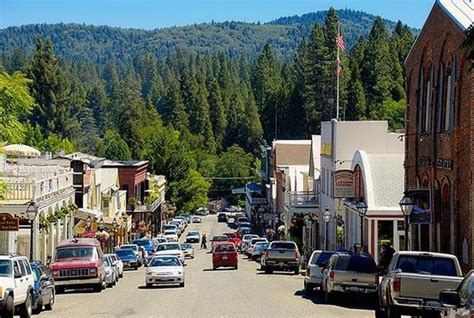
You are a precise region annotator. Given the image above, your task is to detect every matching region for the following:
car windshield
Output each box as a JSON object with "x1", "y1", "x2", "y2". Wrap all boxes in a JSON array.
[
  {"x1": 243, "y1": 235, "x2": 258, "y2": 240},
  {"x1": 311, "y1": 252, "x2": 334, "y2": 266},
  {"x1": 164, "y1": 225, "x2": 176, "y2": 229},
  {"x1": 224, "y1": 233, "x2": 236, "y2": 238},
  {"x1": 334, "y1": 255, "x2": 377, "y2": 273},
  {"x1": 116, "y1": 250, "x2": 134, "y2": 257},
  {"x1": 181, "y1": 244, "x2": 192, "y2": 249},
  {"x1": 396, "y1": 255, "x2": 458, "y2": 276},
  {"x1": 55, "y1": 247, "x2": 96, "y2": 261},
  {"x1": 256, "y1": 243, "x2": 269, "y2": 251},
  {"x1": 271, "y1": 242, "x2": 296, "y2": 250},
  {"x1": 215, "y1": 244, "x2": 235, "y2": 253},
  {"x1": 157, "y1": 244, "x2": 180, "y2": 251},
  {"x1": 0, "y1": 260, "x2": 12, "y2": 277},
  {"x1": 103, "y1": 257, "x2": 111, "y2": 266},
  {"x1": 150, "y1": 257, "x2": 181, "y2": 267},
  {"x1": 133, "y1": 240, "x2": 151, "y2": 246},
  {"x1": 212, "y1": 236, "x2": 228, "y2": 241},
  {"x1": 187, "y1": 232, "x2": 199, "y2": 236},
  {"x1": 251, "y1": 238, "x2": 266, "y2": 244},
  {"x1": 164, "y1": 231, "x2": 176, "y2": 235}
]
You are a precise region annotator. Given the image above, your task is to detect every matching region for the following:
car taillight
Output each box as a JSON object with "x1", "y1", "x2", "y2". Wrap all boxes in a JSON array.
[
  {"x1": 329, "y1": 271, "x2": 335, "y2": 281},
  {"x1": 393, "y1": 276, "x2": 401, "y2": 293}
]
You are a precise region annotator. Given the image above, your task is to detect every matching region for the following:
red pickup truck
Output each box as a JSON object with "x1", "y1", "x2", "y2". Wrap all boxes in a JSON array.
[
  {"x1": 49, "y1": 238, "x2": 106, "y2": 293},
  {"x1": 224, "y1": 232, "x2": 242, "y2": 249}
]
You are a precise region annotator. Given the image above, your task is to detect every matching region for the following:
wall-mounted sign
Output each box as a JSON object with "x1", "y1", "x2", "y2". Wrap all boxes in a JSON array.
[
  {"x1": 436, "y1": 159, "x2": 453, "y2": 171},
  {"x1": 0, "y1": 213, "x2": 20, "y2": 231},
  {"x1": 321, "y1": 143, "x2": 332, "y2": 156},
  {"x1": 332, "y1": 170, "x2": 355, "y2": 198}
]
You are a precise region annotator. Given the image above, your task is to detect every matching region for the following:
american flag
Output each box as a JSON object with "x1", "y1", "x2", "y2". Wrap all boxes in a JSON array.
[{"x1": 336, "y1": 34, "x2": 345, "y2": 52}]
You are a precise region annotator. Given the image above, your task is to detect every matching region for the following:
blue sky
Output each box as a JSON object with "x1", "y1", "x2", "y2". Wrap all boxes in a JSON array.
[{"x1": 1, "y1": 0, "x2": 435, "y2": 29}]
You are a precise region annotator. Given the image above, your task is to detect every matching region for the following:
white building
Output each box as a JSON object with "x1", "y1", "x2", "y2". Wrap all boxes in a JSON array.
[{"x1": 319, "y1": 120, "x2": 404, "y2": 251}]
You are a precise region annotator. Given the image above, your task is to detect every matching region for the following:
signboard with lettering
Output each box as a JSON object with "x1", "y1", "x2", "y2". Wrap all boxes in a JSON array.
[
  {"x1": 0, "y1": 213, "x2": 20, "y2": 231},
  {"x1": 332, "y1": 170, "x2": 355, "y2": 198},
  {"x1": 321, "y1": 143, "x2": 332, "y2": 156}
]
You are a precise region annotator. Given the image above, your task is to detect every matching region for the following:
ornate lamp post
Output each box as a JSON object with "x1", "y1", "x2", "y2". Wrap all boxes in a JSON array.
[
  {"x1": 112, "y1": 217, "x2": 117, "y2": 249},
  {"x1": 26, "y1": 202, "x2": 38, "y2": 260},
  {"x1": 399, "y1": 194, "x2": 414, "y2": 251},
  {"x1": 355, "y1": 200, "x2": 368, "y2": 248},
  {"x1": 323, "y1": 208, "x2": 331, "y2": 250}
]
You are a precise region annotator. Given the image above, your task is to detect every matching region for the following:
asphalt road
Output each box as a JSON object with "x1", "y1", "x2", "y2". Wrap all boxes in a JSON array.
[{"x1": 38, "y1": 215, "x2": 376, "y2": 318}]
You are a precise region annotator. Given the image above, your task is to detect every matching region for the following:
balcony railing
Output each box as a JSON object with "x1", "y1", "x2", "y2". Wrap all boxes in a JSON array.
[
  {"x1": 286, "y1": 191, "x2": 319, "y2": 208},
  {"x1": 2, "y1": 171, "x2": 74, "y2": 202}
]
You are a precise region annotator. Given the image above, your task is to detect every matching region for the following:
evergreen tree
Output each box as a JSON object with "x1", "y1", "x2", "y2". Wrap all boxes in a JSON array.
[
  {"x1": 103, "y1": 129, "x2": 132, "y2": 161},
  {"x1": 85, "y1": 83, "x2": 109, "y2": 133},
  {"x1": 160, "y1": 76, "x2": 189, "y2": 134},
  {"x1": 240, "y1": 90, "x2": 263, "y2": 154},
  {"x1": 207, "y1": 78, "x2": 227, "y2": 151}
]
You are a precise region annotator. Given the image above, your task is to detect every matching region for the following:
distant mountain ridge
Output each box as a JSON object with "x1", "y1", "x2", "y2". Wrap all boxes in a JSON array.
[{"x1": 0, "y1": 9, "x2": 418, "y2": 64}]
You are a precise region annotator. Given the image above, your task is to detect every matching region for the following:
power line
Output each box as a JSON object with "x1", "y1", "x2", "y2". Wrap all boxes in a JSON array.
[{"x1": 203, "y1": 176, "x2": 255, "y2": 180}]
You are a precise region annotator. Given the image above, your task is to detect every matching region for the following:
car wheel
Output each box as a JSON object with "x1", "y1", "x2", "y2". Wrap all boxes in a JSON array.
[
  {"x1": 45, "y1": 291, "x2": 55, "y2": 311},
  {"x1": 119, "y1": 271, "x2": 123, "y2": 278},
  {"x1": 374, "y1": 306, "x2": 388, "y2": 318},
  {"x1": 134, "y1": 265, "x2": 138, "y2": 270},
  {"x1": 386, "y1": 305, "x2": 401, "y2": 318},
  {"x1": 32, "y1": 297, "x2": 43, "y2": 315},
  {"x1": 324, "y1": 289, "x2": 333, "y2": 303},
  {"x1": 146, "y1": 283, "x2": 152, "y2": 288},
  {"x1": 304, "y1": 282, "x2": 314, "y2": 295},
  {"x1": 93, "y1": 283, "x2": 103, "y2": 293},
  {"x1": 179, "y1": 282, "x2": 185, "y2": 287},
  {"x1": 294, "y1": 267, "x2": 299, "y2": 275},
  {"x1": 2, "y1": 295, "x2": 14, "y2": 318},
  {"x1": 234, "y1": 264, "x2": 238, "y2": 270},
  {"x1": 213, "y1": 265, "x2": 217, "y2": 270},
  {"x1": 19, "y1": 292, "x2": 32, "y2": 318},
  {"x1": 265, "y1": 267, "x2": 273, "y2": 274}
]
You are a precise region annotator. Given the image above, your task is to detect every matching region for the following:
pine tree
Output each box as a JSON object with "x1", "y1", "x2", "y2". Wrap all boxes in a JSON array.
[
  {"x1": 85, "y1": 83, "x2": 109, "y2": 134},
  {"x1": 207, "y1": 78, "x2": 227, "y2": 151},
  {"x1": 240, "y1": 90, "x2": 263, "y2": 154},
  {"x1": 195, "y1": 82, "x2": 216, "y2": 154},
  {"x1": 160, "y1": 76, "x2": 189, "y2": 134}
]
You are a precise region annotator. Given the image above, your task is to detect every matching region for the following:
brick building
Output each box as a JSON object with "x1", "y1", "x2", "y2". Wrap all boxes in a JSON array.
[{"x1": 404, "y1": 0, "x2": 473, "y2": 269}]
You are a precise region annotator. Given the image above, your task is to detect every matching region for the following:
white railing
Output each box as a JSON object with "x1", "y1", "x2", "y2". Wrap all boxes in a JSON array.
[{"x1": 2, "y1": 171, "x2": 73, "y2": 201}]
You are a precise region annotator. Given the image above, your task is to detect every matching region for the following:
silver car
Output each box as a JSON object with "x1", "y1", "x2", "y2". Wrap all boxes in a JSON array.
[
  {"x1": 103, "y1": 256, "x2": 118, "y2": 287},
  {"x1": 105, "y1": 253, "x2": 124, "y2": 278},
  {"x1": 146, "y1": 256, "x2": 185, "y2": 288},
  {"x1": 181, "y1": 243, "x2": 195, "y2": 259}
]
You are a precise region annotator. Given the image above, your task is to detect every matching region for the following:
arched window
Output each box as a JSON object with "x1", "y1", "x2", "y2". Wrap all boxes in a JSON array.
[
  {"x1": 417, "y1": 68, "x2": 425, "y2": 133},
  {"x1": 444, "y1": 55, "x2": 457, "y2": 132},
  {"x1": 425, "y1": 66, "x2": 434, "y2": 132},
  {"x1": 437, "y1": 64, "x2": 445, "y2": 132}
]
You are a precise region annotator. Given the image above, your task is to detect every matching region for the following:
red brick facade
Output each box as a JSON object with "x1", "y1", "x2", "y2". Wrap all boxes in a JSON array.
[{"x1": 404, "y1": 4, "x2": 473, "y2": 269}]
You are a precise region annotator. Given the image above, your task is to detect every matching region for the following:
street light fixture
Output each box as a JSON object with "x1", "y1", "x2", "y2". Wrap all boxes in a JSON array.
[
  {"x1": 323, "y1": 208, "x2": 331, "y2": 250},
  {"x1": 85, "y1": 216, "x2": 92, "y2": 231},
  {"x1": 355, "y1": 200, "x2": 368, "y2": 248},
  {"x1": 26, "y1": 202, "x2": 38, "y2": 260},
  {"x1": 399, "y1": 194, "x2": 414, "y2": 250}
]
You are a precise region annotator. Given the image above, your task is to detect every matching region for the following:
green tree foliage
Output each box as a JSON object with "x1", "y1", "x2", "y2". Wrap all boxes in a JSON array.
[
  {"x1": 213, "y1": 145, "x2": 255, "y2": 192},
  {"x1": 173, "y1": 169, "x2": 211, "y2": 212},
  {"x1": 39, "y1": 134, "x2": 75, "y2": 154},
  {"x1": 102, "y1": 130, "x2": 132, "y2": 161},
  {"x1": 207, "y1": 78, "x2": 226, "y2": 151},
  {"x1": 0, "y1": 71, "x2": 34, "y2": 143},
  {"x1": 462, "y1": 24, "x2": 474, "y2": 69},
  {"x1": 376, "y1": 98, "x2": 406, "y2": 131}
]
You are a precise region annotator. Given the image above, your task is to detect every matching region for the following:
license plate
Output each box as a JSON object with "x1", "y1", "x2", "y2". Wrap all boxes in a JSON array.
[
  {"x1": 349, "y1": 287, "x2": 360, "y2": 292},
  {"x1": 222, "y1": 256, "x2": 228, "y2": 260},
  {"x1": 279, "y1": 262, "x2": 285, "y2": 265}
]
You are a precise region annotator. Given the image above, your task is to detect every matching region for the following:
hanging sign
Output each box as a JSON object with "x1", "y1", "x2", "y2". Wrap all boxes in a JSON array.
[
  {"x1": 0, "y1": 213, "x2": 20, "y2": 231},
  {"x1": 332, "y1": 170, "x2": 355, "y2": 198}
]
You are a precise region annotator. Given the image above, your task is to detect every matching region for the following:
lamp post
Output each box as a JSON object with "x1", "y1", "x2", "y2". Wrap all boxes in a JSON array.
[
  {"x1": 355, "y1": 200, "x2": 368, "y2": 248},
  {"x1": 112, "y1": 217, "x2": 117, "y2": 249},
  {"x1": 323, "y1": 208, "x2": 331, "y2": 250},
  {"x1": 399, "y1": 194, "x2": 414, "y2": 251},
  {"x1": 85, "y1": 216, "x2": 92, "y2": 231},
  {"x1": 26, "y1": 202, "x2": 38, "y2": 260}
]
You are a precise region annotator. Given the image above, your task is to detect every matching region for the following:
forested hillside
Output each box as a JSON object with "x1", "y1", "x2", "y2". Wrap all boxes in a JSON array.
[
  {"x1": 0, "y1": 9, "x2": 416, "y2": 64},
  {"x1": 0, "y1": 9, "x2": 415, "y2": 210}
]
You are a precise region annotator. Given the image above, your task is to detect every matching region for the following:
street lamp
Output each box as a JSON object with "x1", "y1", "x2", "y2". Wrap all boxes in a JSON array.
[
  {"x1": 85, "y1": 216, "x2": 92, "y2": 231},
  {"x1": 355, "y1": 200, "x2": 368, "y2": 248},
  {"x1": 112, "y1": 217, "x2": 117, "y2": 249},
  {"x1": 399, "y1": 194, "x2": 414, "y2": 251},
  {"x1": 99, "y1": 217, "x2": 105, "y2": 231},
  {"x1": 323, "y1": 208, "x2": 331, "y2": 250},
  {"x1": 26, "y1": 202, "x2": 38, "y2": 260}
]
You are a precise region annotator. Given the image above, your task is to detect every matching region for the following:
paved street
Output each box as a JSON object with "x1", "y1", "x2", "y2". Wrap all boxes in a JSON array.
[{"x1": 41, "y1": 216, "x2": 375, "y2": 318}]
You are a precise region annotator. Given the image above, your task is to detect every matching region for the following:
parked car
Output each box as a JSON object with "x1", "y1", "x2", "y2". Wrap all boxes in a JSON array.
[
  {"x1": 186, "y1": 231, "x2": 201, "y2": 243},
  {"x1": 119, "y1": 244, "x2": 142, "y2": 266},
  {"x1": 223, "y1": 232, "x2": 242, "y2": 249},
  {"x1": 304, "y1": 250, "x2": 336, "y2": 294},
  {"x1": 181, "y1": 243, "x2": 195, "y2": 259},
  {"x1": 0, "y1": 254, "x2": 35, "y2": 318},
  {"x1": 133, "y1": 239, "x2": 155, "y2": 255},
  {"x1": 154, "y1": 243, "x2": 185, "y2": 265},
  {"x1": 245, "y1": 238, "x2": 268, "y2": 257},
  {"x1": 116, "y1": 249, "x2": 139, "y2": 270},
  {"x1": 104, "y1": 254, "x2": 124, "y2": 278},
  {"x1": 438, "y1": 270, "x2": 474, "y2": 318},
  {"x1": 146, "y1": 256, "x2": 185, "y2": 288},
  {"x1": 31, "y1": 261, "x2": 55, "y2": 314},
  {"x1": 236, "y1": 216, "x2": 250, "y2": 225},
  {"x1": 377, "y1": 251, "x2": 463, "y2": 318},
  {"x1": 212, "y1": 242, "x2": 238, "y2": 270},
  {"x1": 238, "y1": 222, "x2": 251, "y2": 231},
  {"x1": 102, "y1": 256, "x2": 118, "y2": 287},
  {"x1": 261, "y1": 240, "x2": 300, "y2": 274},
  {"x1": 321, "y1": 253, "x2": 378, "y2": 303},
  {"x1": 251, "y1": 242, "x2": 270, "y2": 261},
  {"x1": 192, "y1": 216, "x2": 202, "y2": 223},
  {"x1": 217, "y1": 213, "x2": 228, "y2": 223},
  {"x1": 163, "y1": 224, "x2": 178, "y2": 233},
  {"x1": 50, "y1": 238, "x2": 106, "y2": 293},
  {"x1": 211, "y1": 235, "x2": 230, "y2": 249},
  {"x1": 194, "y1": 207, "x2": 209, "y2": 216},
  {"x1": 240, "y1": 234, "x2": 259, "y2": 253},
  {"x1": 163, "y1": 230, "x2": 179, "y2": 242}
]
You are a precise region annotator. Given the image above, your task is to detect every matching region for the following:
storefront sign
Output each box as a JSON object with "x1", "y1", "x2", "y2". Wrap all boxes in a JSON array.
[
  {"x1": 436, "y1": 159, "x2": 453, "y2": 171},
  {"x1": 0, "y1": 213, "x2": 20, "y2": 231},
  {"x1": 332, "y1": 170, "x2": 355, "y2": 198},
  {"x1": 321, "y1": 143, "x2": 332, "y2": 156}
]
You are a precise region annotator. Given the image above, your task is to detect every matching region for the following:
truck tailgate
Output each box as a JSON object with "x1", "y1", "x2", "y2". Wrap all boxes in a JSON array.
[
  {"x1": 268, "y1": 249, "x2": 295, "y2": 261},
  {"x1": 399, "y1": 274, "x2": 463, "y2": 300},
  {"x1": 336, "y1": 271, "x2": 377, "y2": 287}
]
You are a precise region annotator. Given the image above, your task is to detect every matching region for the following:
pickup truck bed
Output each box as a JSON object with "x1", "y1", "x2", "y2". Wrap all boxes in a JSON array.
[{"x1": 263, "y1": 241, "x2": 300, "y2": 274}]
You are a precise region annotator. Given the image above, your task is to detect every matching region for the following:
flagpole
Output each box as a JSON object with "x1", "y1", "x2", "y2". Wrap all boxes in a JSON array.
[{"x1": 336, "y1": 23, "x2": 340, "y2": 121}]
